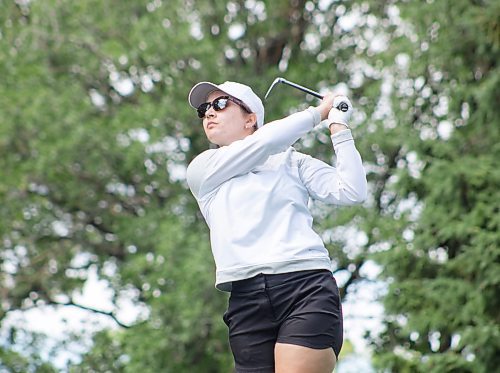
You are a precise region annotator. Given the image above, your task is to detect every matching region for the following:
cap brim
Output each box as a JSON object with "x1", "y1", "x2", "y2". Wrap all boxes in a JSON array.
[{"x1": 188, "y1": 82, "x2": 225, "y2": 109}]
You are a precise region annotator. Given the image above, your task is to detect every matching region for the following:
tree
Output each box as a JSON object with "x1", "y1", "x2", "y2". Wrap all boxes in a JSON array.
[{"x1": 361, "y1": 1, "x2": 500, "y2": 372}]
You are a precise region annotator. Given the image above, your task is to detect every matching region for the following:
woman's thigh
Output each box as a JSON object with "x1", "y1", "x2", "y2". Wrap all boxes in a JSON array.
[
  {"x1": 274, "y1": 343, "x2": 336, "y2": 373},
  {"x1": 269, "y1": 270, "x2": 343, "y2": 358},
  {"x1": 224, "y1": 285, "x2": 278, "y2": 372}
]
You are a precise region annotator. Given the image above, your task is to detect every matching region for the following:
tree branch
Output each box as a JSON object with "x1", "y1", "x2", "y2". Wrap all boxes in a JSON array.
[{"x1": 48, "y1": 299, "x2": 132, "y2": 329}]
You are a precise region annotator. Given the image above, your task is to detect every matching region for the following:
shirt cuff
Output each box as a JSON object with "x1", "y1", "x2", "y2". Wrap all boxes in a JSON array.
[
  {"x1": 331, "y1": 129, "x2": 353, "y2": 147},
  {"x1": 306, "y1": 106, "x2": 322, "y2": 127}
]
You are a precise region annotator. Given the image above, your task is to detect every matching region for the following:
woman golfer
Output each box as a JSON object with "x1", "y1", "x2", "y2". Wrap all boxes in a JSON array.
[{"x1": 186, "y1": 81, "x2": 367, "y2": 373}]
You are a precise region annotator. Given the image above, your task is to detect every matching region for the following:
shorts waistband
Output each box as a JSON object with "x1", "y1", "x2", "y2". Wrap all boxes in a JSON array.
[{"x1": 231, "y1": 269, "x2": 329, "y2": 293}]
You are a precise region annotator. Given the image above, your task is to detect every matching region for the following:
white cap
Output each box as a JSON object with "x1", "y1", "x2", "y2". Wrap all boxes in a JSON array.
[{"x1": 188, "y1": 81, "x2": 265, "y2": 127}]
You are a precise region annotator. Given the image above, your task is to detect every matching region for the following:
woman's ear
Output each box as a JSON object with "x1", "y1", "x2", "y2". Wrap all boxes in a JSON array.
[{"x1": 245, "y1": 113, "x2": 257, "y2": 129}]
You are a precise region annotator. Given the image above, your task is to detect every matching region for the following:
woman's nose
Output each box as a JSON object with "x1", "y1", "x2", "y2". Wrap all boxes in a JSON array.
[{"x1": 205, "y1": 106, "x2": 216, "y2": 118}]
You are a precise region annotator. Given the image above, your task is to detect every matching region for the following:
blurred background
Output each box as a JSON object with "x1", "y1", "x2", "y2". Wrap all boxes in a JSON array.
[{"x1": 1, "y1": 0, "x2": 499, "y2": 372}]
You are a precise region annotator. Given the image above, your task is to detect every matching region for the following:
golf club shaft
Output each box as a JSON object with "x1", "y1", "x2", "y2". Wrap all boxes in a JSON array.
[{"x1": 280, "y1": 79, "x2": 324, "y2": 99}]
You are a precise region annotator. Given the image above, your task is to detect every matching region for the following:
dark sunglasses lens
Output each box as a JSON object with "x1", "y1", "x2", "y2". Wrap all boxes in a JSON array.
[
  {"x1": 213, "y1": 97, "x2": 229, "y2": 111},
  {"x1": 196, "y1": 97, "x2": 230, "y2": 118},
  {"x1": 197, "y1": 103, "x2": 210, "y2": 118}
]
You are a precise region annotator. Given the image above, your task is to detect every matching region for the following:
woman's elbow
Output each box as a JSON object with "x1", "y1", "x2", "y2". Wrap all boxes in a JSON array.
[
  {"x1": 355, "y1": 189, "x2": 368, "y2": 204},
  {"x1": 345, "y1": 184, "x2": 367, "y2": 204}
]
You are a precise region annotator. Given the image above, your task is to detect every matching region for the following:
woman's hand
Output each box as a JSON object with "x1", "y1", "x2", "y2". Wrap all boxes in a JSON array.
[
  {"x1": 316, "y1": 93, "x2": 336, "y2": 121},
  {"x1": 328, "y1": 96, "x2": 352, "y2": 126},
  {"x1": 316, "y1": 94, "x2": 353, "y2": 134}
]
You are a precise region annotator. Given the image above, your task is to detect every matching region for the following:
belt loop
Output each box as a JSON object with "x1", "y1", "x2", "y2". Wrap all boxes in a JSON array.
[{"x1": 263, "y1": 273, "x2": 268, "y2": 289}]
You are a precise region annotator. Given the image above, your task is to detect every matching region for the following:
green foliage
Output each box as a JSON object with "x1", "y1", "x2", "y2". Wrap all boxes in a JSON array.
[{"x1": 365, "y1": 1, "x2": 500, "y2": 372}]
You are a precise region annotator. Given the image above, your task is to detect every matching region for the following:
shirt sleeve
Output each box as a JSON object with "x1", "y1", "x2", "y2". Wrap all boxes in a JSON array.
[
  {"x1": 186, "y1": 107, "x2": 322, "y2": 199},
  {"x1": 298, "y1": 129, "x2": 367, "y2": 205}
]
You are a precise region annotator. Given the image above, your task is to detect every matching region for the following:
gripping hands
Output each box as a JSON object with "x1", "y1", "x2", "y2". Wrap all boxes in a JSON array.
[{"x1": 328, "y1": 96, "x2": 352, "y2": 128}]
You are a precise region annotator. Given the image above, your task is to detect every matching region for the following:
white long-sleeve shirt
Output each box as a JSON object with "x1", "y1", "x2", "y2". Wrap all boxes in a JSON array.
[{"x1": 186, "y1": 107, "x2": 367, "y2": 291}]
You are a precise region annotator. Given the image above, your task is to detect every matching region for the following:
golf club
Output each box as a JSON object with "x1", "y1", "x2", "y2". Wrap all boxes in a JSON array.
[{"x1": 264, "y1": 77, "x2": 324, "y2": 100}]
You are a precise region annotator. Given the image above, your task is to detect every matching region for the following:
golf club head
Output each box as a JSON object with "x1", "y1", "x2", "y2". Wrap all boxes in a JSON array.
[{"x1": 264, "y1": 77, "x2": 284, "y2": 100}]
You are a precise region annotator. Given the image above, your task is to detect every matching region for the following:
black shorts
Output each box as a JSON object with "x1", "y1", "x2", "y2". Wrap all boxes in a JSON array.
[{"x1": 223, "y1": 269, "x2": 343, "y2": 373}]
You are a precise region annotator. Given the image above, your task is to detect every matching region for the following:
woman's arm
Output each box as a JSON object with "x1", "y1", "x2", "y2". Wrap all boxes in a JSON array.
[
  {"x1": 187, "y1": 107, "x2": 322, "y2": 199},
  {"x1": 298, "y1": 129, "x2": 367, "y2": 205}
]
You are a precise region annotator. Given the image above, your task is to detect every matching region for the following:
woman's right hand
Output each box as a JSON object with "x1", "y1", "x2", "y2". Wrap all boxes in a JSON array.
[{"x1": 316, "y1": 93, "x2": 337, "y2": 121}]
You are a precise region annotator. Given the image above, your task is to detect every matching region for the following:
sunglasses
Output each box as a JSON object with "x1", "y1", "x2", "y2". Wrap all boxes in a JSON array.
[{"x1": 197, "y1": 96, "x2": 251, "y2": 118}]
